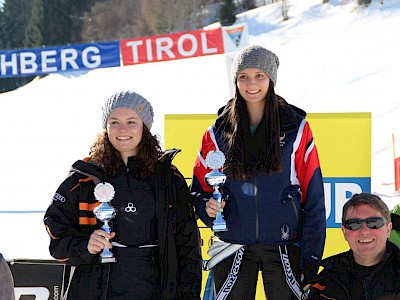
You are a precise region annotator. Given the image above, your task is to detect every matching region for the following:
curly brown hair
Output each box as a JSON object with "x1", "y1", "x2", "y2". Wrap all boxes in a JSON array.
[{"x1": 89, "y1": 126, "x2": 162, "y2": 177}]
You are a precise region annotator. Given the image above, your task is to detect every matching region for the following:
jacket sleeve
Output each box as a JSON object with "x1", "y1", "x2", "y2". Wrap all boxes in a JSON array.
[
  {"x1": 295, "y1": 120, "x2": 326, "y2": 273},
  {"x1": 306, "y1": 268, "x2": 350, "y2": 300},
  {"x1": 172, "y1": 167, "x2": 203, "y2": 299},
  {"x1": 189, "y1": 126, "x2": 218, "y2": 228},
  {"x1": 43, "y1": 172, "x2": 97, "y2": 266}
]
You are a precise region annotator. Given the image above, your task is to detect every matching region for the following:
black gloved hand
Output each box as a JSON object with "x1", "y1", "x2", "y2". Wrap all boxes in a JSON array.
[{"x1": 298, "y1": 267, "x2": 317, "y2": 291}]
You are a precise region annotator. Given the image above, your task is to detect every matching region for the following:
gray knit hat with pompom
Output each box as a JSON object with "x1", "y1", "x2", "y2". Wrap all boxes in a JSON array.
[
  {"x1": 102, "y1": 90, "x2": 154, "y2": 129},
  {"x1": 231, "y1": 45, "x2": 280, "y2": 86}
]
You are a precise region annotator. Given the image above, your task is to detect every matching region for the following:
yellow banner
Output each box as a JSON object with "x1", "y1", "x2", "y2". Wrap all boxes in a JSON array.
[{"x1": 165, "y1": 112, "x2": 371, "y2": 298}]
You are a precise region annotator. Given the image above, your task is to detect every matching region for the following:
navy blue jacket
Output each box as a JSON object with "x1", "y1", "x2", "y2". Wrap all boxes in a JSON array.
[{"x1": 190, "y1": 98, "x2": 326, "y2": 272}]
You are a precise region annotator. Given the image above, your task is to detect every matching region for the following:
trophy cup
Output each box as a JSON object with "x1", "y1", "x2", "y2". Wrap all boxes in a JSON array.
[
  {"x1": 205, "y1": 150, "x2": 228, "y2": 232},
  {"x1": 93, "y1": 182, "x2": 117, "y2": 263}
]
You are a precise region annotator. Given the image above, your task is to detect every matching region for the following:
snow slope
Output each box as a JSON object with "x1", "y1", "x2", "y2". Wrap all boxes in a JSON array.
[{"x1": 1, "y1": 0, "x2": 399, "y2": 259}]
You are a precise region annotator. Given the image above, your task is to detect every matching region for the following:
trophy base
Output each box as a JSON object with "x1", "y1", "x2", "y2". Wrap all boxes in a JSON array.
[
  {"x1": 100, "y1": 257, "x2": 117, "y2": 263},
  {"x1": 212, "y1": 224, "x2": 228, "y2": 232}
]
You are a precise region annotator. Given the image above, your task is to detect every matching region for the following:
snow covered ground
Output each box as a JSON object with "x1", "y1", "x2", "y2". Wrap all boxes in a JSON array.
[{"x1": 1, "y1": 0, "x2": 399, "y2": 259}]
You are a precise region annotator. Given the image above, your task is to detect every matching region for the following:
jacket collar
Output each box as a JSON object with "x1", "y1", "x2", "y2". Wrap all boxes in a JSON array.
[
  {"x1": 70, "y1": 159, "x2": 106, "y2": 184},
  {"x1": 322, "y1": 241, "x2": 400, "y2": 273}
]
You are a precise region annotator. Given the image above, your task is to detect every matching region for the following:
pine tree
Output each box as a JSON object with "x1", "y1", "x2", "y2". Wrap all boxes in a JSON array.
[
  {"x1": 1, "y1": 0, "x2": 34, "y2": 49},
  {"x1": 68, "y1": 0, "x2": 98, "y2": 43},
  {"x1": 219, "y1": 0, "x2": 237, "y2": 26},
  {"x1": 0, "y1": 0, "x2": 35, "y2": 93},
  {"x1": 45, "y1": 0, "x2": 73, "y2": 45},
  {"x1": 24, "y1": 0, "x2": 44, "y2": 47},
  {"x1": 23, "y1": 0, "x2": 97, "y2": 48},
  {"x1": 24, "y1": 0, "x2": 73, "y2": 48},
  {"x1": 0, "y1": 9, "x2": 5, "y2": 49}
]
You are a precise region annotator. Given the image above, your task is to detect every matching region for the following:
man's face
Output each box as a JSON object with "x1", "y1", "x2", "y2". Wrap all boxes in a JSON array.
[{"x1": 342, "y1": 204, "x2": 392, "y2": 266}]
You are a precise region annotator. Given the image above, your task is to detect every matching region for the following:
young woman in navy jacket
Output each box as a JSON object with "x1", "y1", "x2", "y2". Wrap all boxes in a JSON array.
[{"x1": 190, "y1": 45, "x2": 326, "y2": 300}]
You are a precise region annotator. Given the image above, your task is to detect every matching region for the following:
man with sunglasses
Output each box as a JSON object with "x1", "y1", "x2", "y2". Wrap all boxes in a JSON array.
[{"x1": 307, "y1": 192, "x2": 400, "y2": 299}]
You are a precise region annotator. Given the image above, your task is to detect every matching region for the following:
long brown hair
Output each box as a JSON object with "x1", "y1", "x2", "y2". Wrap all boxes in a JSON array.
[
  {"x1": 223, "y1": 84, "x2": 283, "y2": 180},
  {"x1": 89, "y1": 126, "x2": 162, "y2": 177}
]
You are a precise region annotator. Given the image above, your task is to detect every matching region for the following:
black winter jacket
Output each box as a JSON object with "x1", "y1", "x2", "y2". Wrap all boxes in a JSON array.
[
  {"x1": 44, "y1": 149, "x2": 202, "y2": 299},
  {"x1": 307, "y1": 241, "x2": 400, "y2": 300}
]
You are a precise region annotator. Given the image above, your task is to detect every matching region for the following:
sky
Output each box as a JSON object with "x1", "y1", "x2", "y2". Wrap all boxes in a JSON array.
[{"x1": 1, "y1": 0, "x2": 400, "y2": 260}]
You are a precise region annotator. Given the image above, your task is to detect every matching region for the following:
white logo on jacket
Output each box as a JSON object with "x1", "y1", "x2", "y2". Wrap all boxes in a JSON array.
[
  {"x1": 281, "y1": 225, "x2": 290, "y2": 240},
  {"x1": 280, "y1": 132, "x2": 286, "y2": 146},
  {"x1": 125, "y1": 202, "x2": 137, "y2": 213},
  {"x1": 52, "y1": 192, "x2": 66, "y2": 203}
]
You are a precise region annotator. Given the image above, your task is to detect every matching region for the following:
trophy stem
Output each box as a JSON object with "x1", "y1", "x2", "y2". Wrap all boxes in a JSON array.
[
  {"x1": 102, "y1": 220, "x2": 111, "y2": 234},
  {"x1": 212, "y1": 186, "x2": 228, "y2": 232},
  {"x1": 100, "y1": 220, "x2": 117, "y2": 263}
]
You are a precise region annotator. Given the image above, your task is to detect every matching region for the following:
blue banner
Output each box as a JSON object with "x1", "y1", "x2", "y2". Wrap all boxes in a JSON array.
[
  {"x1": 324, "y1": 177, "x2": 371, "y2": 228},
  {"x1": 0, "y1": 41, "x2": 121, "y2": 78}
]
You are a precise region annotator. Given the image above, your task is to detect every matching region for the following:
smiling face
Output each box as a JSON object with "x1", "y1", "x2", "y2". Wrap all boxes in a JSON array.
[
  {"x1": 342, "y1": 204, "x2": 392, "y2": 266},
  {"x1": 106, "y1": 107, "x2": 143, "y2": 163},
  {"x1": 236, "y1": 68, "x2": 270, "y2": 107}
]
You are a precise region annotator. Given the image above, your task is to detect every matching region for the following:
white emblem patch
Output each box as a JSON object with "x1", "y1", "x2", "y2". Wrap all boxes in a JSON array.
[
  {"x1": 53, "y1": 192, "x2": 66, "y2": 203},
  {"x1": 281, "y1": 225, "x2": 290, "y2": 240}
]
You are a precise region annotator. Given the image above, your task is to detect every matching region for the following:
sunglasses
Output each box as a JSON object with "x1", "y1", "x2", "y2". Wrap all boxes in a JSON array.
[{"x1": 343, "y1": 217, "x2": 387, "y2": 231}]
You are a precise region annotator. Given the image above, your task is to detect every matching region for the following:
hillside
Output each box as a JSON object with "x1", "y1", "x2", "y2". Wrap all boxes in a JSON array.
[{"x1": 0, "y1": 0, "x2": 399, "y2": 259}]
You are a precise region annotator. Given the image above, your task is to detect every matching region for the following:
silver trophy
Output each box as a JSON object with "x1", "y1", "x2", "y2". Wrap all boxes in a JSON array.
[
  {"x1": 205, "y1": 150, "x2": 228, "y2": 232},
  {"x1": 93, "y1": 182, "x2": 117, "y2": 263}
]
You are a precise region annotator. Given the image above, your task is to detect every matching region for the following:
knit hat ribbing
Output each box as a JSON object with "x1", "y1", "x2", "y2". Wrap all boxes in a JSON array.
[
  {"x1": 231, "y1": 45, "x2": 280, "y2": 86},
  {"x1": 102, "y1": 90, "x2": 154, "y2": 129}
]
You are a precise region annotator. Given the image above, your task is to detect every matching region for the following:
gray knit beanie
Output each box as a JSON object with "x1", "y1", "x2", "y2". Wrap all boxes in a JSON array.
[
  {"x1": 102, "y1": 90, "x2": 154, "y2": 130},
  {"x1": 231, "y1": 45, "x2": 280, "y2": 86}
]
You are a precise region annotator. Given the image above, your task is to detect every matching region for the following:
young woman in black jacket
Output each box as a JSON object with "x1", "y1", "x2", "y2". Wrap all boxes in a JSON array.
[{"x1": 44, "y1": 90, "x2": 202, "y2": 299}]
